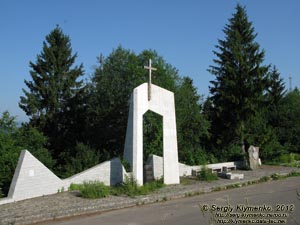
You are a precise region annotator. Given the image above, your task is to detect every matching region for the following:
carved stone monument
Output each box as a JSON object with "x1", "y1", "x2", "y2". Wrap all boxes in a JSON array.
[
  {"x1": 248, "y1": 145, "x2": 261, "y2": 170},
  {"x1": 123, "y1": 59, "x2": 180, "y2": 185}
]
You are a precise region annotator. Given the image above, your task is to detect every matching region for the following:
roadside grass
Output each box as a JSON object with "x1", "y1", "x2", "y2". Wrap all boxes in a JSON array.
[
  {"x1": 111, "y1": 176, "x2": 165, "y2": 197},
  {"x1": 69, "y1": 170, "x2": 300, "y2": 199},
  {"x1": 69, "y1": 176, "x2": 165, "y2": 199}
]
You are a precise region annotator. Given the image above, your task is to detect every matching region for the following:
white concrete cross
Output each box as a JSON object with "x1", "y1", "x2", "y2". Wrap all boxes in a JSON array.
[{"x1": 144, "y1": 59, "x2": 157, "y2": 101}]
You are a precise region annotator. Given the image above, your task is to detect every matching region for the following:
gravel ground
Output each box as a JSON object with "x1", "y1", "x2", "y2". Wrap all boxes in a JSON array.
[{"x1": 0, "y1": 165, "x2": 299, "y2": 225}]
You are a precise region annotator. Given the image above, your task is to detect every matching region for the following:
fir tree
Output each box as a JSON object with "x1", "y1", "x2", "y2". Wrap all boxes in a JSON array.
[
  {"x1": 19, "y1": 26, "x2": 85, "y2": 160},
  {"x1": 266, "y1": 65, "x2": 286, "y2": 107},
  {"x1": 208, "y1": 4, "x2": 269, "y2": 154}
]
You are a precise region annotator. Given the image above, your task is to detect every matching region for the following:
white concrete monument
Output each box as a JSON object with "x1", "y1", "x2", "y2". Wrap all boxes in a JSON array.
[
  {"x1": 0, "y1": 150, "x2": 127, "y2": 205},
  {"x1": 123, "y1": 59, "x2": 180, "y2": 185}
]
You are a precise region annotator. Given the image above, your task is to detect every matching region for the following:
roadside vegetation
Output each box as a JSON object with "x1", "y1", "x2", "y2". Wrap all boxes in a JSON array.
[
  {"x1": 69, "y1": 176, "x2": 165, "y2": 199},
  {"x1": 265, "y1": 153, "x2": 300, "y2": 168},
  {"x1": 196, "y1": 167, "x2": 218, "y2": 182}
]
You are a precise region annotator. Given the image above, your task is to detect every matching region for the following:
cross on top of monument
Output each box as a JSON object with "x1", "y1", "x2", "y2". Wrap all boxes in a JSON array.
[{"x1": 144, "y1": 59, "x2": 157, "y2": 101}]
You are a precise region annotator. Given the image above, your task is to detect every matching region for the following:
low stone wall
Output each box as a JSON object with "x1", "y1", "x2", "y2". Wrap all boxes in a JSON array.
[
  {"x1": 147, "y1": 154, "x2": 244, "y2": 179},
  {"x1": 64, "y1": 157, "x2": 127, "y2": 187},
  {"x1": 0, "y1": 150, "x2": 244, "y2": 206},
  {"x1": 0, "y1": 150, "x2": 127, "y2": 206}
]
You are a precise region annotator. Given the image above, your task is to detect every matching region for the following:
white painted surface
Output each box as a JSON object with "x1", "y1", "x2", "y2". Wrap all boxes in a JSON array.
[
  {"x1": 7, "y1": 150, "x2": 64, "y2": 201},
  {"x1": 1, "y1": 150, "x2": 127, "y2": 206},
  {"x1": 124, "y1": 83, "x2": 180, "y2": 185},
  {"x1": 147, "y1": 154, "x2": 244, "y2": 179},
  {"x1": 64, "y1": 157, "x2": 126, "y2": 187}
]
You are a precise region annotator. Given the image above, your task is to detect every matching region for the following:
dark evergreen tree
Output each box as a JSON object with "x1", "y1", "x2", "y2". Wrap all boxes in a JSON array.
[
  {"x1": 266, "y1": 65, "x2": 286, "y2": 107},
  {"x1": 19, "y1": 26, "x2": 85, "y2": 162},
  {"x1": 208, "y1": 4, "x2": 269, "y2": 158},
  {"x1": 265, "y1": 65, "x2": 286, "y2": 137}
]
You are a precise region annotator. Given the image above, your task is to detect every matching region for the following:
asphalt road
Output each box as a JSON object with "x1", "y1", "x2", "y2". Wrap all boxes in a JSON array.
[{"x1": 41, "y1": 177, "x2": 300, "y2": 225}]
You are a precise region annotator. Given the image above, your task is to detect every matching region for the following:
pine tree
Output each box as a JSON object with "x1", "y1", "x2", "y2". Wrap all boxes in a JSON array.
[
  {"x1": 19, "y1": 26, "x2": 85, "y2": 159},
  {"x1": 208, "y1": 4, "x2": 269, "y2": 154}
]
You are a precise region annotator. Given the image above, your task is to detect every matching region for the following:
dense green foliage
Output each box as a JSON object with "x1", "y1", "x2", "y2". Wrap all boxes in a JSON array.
[
  {"x1": 0, "y1": 111, "x2": 53, "y2": 196},
  {"x1": 1, "y1": 4, "x2": 299, "y2": 197},
  {"x1": 83, "y1": 47, "x2": 209, "y2": 166},
  {"x1": 273, "y1": 89, "x2": 300, "y2": 153}
]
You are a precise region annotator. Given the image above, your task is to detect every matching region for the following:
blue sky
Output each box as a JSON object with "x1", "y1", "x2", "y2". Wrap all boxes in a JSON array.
[{"x1": 1, "y1": 0, "x2": 299, "y2": 122}]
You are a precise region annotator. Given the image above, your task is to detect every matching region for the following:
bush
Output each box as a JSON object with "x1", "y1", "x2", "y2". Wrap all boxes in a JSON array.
[
  {"x1": 226, "y1": 144, "x2": 245, "y2": 161},
  {"x1": 80, "y1": 181, "x2": 110, "y2": 199},
  {"x1": 294, "y1": 153, "x2": 300, "y2": 161},
  {"x1": 197, "y1": 167, "x2": 218, "y2": 182},
  {"x1": 111, "y1": 175, "x2": 165, "y2": 197},
  {"x1": 62, "y1": 143, "x2": 100, "y2": 178},
  {"x1": 278, "y1": 154, "x2": 291, "y2": 163},
  {"x1": 69, "y1": 183, "x2": 84, "y2": 191},
  {"x1": 288, "y1": 171, "x2": 300, "y2": 177}
]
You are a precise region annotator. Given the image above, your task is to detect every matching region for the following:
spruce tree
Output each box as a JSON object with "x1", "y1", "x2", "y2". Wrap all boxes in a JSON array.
[
  {"x1": 266, "y1": 65, "x2": 286, "y2": 107},
  {"x1": 19, "y1": 26, "x2": 85, "y2": 159},
  {"x1": 208, "y1": 4, "x2": 269, "y2": 155}
]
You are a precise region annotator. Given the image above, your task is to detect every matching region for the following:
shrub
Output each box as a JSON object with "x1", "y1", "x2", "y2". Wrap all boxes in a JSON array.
[
  {"x1": 111, "y1": 175, "x2": 165, "y2": 196},
  {"x1": 294, "y1": 153, "x2": 300, "y2": 161},
  {"x1": 69, "y1": 183, "x2": 84, "y2": 191},
  {"x1": 287, "y1": 171, "x2": 300, "y2": 177},
  {"x1": 80, "y1": 181, "x2": 110, "y2": 199},
  {"x1": 278, "y1": 154, "x2": 291, "y2": 163},
  {"x1": 197, "y1": 167, "x2": 218, "y2": 182}
]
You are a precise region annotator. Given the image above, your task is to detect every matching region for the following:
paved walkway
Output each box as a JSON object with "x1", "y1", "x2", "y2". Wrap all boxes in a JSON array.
[{"x1": 0, "y1": 165, "x2": 299, "y2": 225}]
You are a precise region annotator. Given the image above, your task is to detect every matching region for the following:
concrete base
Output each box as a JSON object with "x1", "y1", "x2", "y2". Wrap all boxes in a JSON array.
[
  {"x1": 217, "y1": 172, "x2": 244, "y2": 180},
  {"x1": 226, "y1": 173, "x2": 244, "y2": 180}
]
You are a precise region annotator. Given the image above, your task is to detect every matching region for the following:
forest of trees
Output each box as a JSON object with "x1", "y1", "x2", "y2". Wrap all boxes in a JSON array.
[{"x1": 1, "y1": 4, "x2": 299, "y2": 196}]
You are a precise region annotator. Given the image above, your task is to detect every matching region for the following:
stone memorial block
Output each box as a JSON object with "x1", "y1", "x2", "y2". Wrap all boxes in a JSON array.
[{"x1": 248, "y1": 145, "x2": 260, "y2": 170}]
